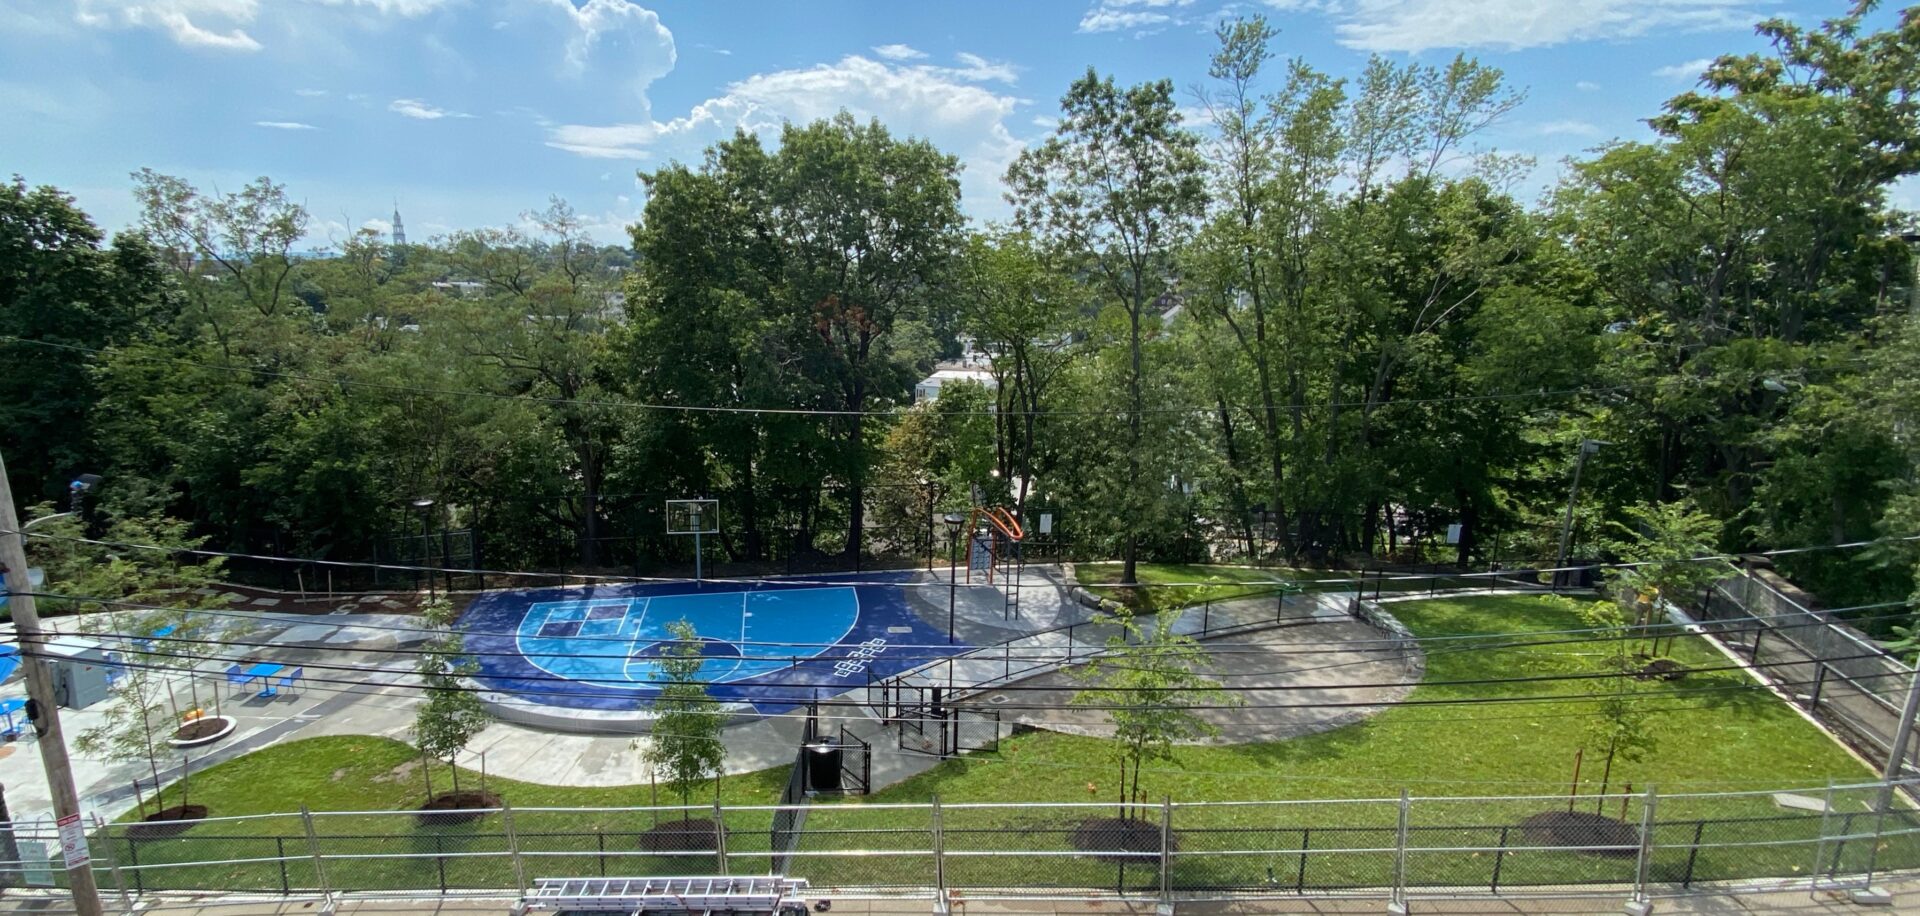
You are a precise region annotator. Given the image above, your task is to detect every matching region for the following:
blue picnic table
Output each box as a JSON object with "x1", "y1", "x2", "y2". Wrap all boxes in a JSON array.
[
  {"x1": 0, "y1": 697, "x2": 25, "y2": 739},
  {"x1": 226, "y1": 662, "x2": 303, "y2": 699}
]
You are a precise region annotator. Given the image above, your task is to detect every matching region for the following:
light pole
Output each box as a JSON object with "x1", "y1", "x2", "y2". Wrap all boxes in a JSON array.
[
  {"x1": 943, "y1": 513, "x2": 965, "y2": 645},
  {"x1": 411, "y1": 498, "x2": 436, "y2": 601},
  {"x1": 1554, "y1": 439, "x2": 1606, "y2": 588}
]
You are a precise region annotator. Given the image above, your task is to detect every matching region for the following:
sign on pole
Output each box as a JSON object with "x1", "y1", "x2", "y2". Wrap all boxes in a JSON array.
[{"x1": 56, "y1": 814, "x2": 89, "y2": 870}]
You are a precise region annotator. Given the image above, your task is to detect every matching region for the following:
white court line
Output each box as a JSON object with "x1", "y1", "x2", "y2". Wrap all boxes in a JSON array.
[{"x1": 617, "y1": 597, "x2": 655, "y2": 680}]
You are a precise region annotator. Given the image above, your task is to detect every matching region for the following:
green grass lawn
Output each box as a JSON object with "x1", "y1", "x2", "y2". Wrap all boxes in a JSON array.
[
  {"x1": 1074, "y1": 562, "x2": 1320, "y2": 613},
  {"x1": 1074, "y1": 562, "x2": 1462, "y2": 613},
  {"x1": 98, "y1": 593, "x2": 1908, "y2": 894}
]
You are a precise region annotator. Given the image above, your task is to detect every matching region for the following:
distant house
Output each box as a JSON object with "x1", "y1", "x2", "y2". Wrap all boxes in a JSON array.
[
  {"x1": 914, "y1": 364, "x2": 998, "y2": 404},
  {"x1": 914, "y1": 335, "x2": 998, "y2": 404}
]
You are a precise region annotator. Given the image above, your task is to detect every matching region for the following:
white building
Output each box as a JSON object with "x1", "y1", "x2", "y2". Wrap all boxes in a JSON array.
[{"x1": 914, "y1": 365, "x2": 998, "y2": 404}]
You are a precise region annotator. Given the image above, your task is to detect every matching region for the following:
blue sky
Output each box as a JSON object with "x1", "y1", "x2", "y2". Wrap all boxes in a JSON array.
[{"x1": 1, "y1": 0, "x2": 1908, "y2": 245}]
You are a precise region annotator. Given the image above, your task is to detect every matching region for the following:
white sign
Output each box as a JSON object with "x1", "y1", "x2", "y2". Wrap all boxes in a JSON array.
[
  {"x1": 56, "y1": 813, "x2": 89, "y2": 870},
  {"x1": 1446, "y1": 523, "x2": 1463, "y2": 545},
  {"x1": 1038, "y1": 513, "x2": 1053, "y2": 535}
]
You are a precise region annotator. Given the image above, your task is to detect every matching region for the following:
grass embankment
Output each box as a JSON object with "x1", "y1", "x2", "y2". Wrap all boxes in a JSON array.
[
  {"x1": 1074, "y1": 562, "x2": 1462, "y2": 614},
  {"x1": 108, "y1": 594, "x2": 1900, "y2": 893}
]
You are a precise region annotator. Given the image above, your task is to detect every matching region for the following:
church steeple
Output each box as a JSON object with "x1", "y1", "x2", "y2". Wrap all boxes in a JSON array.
[{"x1": 391, "y1": 202, "x2": 407, "y2": 248}]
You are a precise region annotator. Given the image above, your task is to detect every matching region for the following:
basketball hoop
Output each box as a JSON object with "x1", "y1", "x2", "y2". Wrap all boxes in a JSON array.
[{"x1": 667, "y1": 499, "x2": 719, "y2": 581}]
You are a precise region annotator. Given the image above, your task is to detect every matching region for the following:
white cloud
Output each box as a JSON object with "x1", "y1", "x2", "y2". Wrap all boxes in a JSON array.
[
  {"x1": 1653, "y1": 58, "x2": 1714, "y2": 80},
  {"x1": 1078, "y1": 8, "x2": 1172, "y2": 32},
  {"x1": 1331, "y1": 1, "x2": 1759, "y2": 52},
  {"x1": 549, "y1": 53, "x2": 1026, "y2": 214},
  {"x1": 294, "y1": 87, "x2": 328, "y2": 97},
  {"x1": 306, "y1": 0, "x2": 450, "y2": 14},
  {"x1": 389, "y1": 97, "x2": 471, "y2": 119},
  {"x1": 254, "y1": 119, "x2": 318, "y2": 129},
  {"x1": 1536, "y1": 119, "x2": 1601, "y2": 136},
  {"x1": 1575, "y1": 80, "x2": 1601, "y2": 92},
  {"x1": 72, "y1": 0, "x2": 264, "y2": 51},
  {"x1": 362, "y1": 217, "x2": 392, "y2": 233},
  {"x1": 948, "y1": 52, "x2": 1018, "y2": 84},
  {"x1": 872, "y1": 43, "x2": 927, "y2": 61}
]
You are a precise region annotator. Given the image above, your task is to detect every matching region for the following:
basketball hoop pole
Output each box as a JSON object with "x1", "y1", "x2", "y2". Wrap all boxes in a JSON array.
[{"x1": 691, "y1": 506, "x2": 703, "y2": 582}]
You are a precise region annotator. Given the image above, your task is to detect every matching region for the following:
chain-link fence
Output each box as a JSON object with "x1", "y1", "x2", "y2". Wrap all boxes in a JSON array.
[
  {"x1": 1698, "y1": 570, "x2": 1919, "y2": 779},
  {"x1": 12, "y1": 779, "x2": 1919, "y2": 906}
]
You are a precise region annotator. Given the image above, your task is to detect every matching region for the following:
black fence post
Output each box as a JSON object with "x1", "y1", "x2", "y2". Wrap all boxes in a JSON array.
[
  {"x1": 127, "y1": 836, "x2": 142, "y2": 895},
  {"x1": 1202, "y1": 600, "x2": 1211, "y2": 633},
  {"x1": 1811, "y1": 664, "x2": 1828, "y2": 707},
  {"x1": 1295, "y1": 828, "x2": 1310, "y2": 893},
  {"x1": 597, "y1": 831, "x2": 607, "y2": 877},
  {"x1": 435, "y1": 833, "x2": 448, "y2": 893},
  {"x1": 1680, "y1": 821, "x2": 1706, "y2": 888},
  {"x1": 1750, "y1": 629, "x2": 1765, "y2": 664},
  {"x1": 1490, "y1": 826, "x2": 1508, "y2": 892},
  {"x1": 276, "y1": 837, "x2": 289, "y2": 894}
]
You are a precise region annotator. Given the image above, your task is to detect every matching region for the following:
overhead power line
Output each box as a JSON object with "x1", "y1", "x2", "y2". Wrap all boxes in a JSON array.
[
  {"x1": 16, "y1": 528, "x2": 1917, "y2": 595},
  {"x1": 25, "y1": 631, "x2": 1873, "y2": 712},
  {"x1": 35, "y1": 597, "x2": 1915, "y2": 681}
]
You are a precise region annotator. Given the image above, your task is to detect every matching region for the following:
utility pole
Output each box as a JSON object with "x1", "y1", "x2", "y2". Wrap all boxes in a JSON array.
[
  {"x1": 1553, "y1": 439, "x2": 1606, "y2": 588},
  {"x1": 0, "y1": 451, "x2": 105, "y2": 916}
]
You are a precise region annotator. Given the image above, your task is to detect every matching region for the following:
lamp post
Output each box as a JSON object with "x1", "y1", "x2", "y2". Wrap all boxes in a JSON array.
[
  {"x1": 943, "y1": 513, "x2": 965, "y2": 645},
  {"x1": 411, "y1": 498, "x2": 436, "y2": 601},
  {"x1": 1553, "y1": 440, "x2": 1606, "y2": 588}
]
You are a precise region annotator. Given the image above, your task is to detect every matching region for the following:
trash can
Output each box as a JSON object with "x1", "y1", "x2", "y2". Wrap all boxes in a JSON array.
[{"x1": 806, "y1": 738, "x2": 843, "y2": 793}]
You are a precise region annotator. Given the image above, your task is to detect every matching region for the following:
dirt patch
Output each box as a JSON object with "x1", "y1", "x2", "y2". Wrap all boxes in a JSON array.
[
  {"x1": 639, "y1": 818, "x2": 725, "y2": 853},
  {"x1": 1070, "y1": 817, "x2": 1170, "y2": 864},
  {"x1": 1519, "y1": 810, "x2": 1639, "y2": 858},
  {"x1": 127, "y1": 804, "x2": 209, "y2": 838},
  {"x1": 375, "y1": 758, "x2": 422, "y2": 784},
  {"x1": 416, "y1": 790, "x2": 501, "y2": 824}
]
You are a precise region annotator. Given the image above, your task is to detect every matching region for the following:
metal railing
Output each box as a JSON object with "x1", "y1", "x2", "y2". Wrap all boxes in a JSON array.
[
  {"x1": 1696, "y1": 570, "x2": 1919, "y2": 775},
  {"x1": 7, "y1": 779, "x2": 1918, "y2": 906}
]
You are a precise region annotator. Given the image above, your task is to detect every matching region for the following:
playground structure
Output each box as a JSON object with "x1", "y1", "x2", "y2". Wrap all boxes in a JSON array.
[{"x1": 962, "y1": 506, "x2": 1023, "y2": 584}]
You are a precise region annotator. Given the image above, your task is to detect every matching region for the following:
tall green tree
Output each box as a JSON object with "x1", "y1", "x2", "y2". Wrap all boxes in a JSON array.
[
  {"x1": 0, "y1": 177, "x2": 173, "y2": 502},
  {"x1": 1008, "y1": 70, "x2": 1208, "y2": 582},
  {"x1": 770, "y1": 115, "x2": 964, "y2": 559}
]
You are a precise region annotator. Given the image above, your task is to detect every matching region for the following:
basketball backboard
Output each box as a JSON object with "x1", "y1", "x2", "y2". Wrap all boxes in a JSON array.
[{"x1": 666, "y1": 498, "x2": 720, "y2": 535}]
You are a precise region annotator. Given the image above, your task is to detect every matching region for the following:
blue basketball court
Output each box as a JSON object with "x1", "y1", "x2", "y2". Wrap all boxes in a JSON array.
[{"x1": 457, "y1": 572, "x2": 965, "y2": 714}]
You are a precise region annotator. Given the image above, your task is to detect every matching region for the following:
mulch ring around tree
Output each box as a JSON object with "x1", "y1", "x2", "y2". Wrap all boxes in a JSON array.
[
  {"x1": 639, "y1": 818, "x2": 726, "y2": 853},
  {"x1": 127, "y1": 804, "x2": 209, "y2": 838},
  {"x1": 416, "y1": 790, "x2": 502, "y2": 824},
  {"x1": 167, "y1": 716, "x2": 238, "y2": 748},
  {"x1": 1635, "y1": 658, "x2": 1688, "y2": 681},
  {"x1": 1071, "y1": 817, "x2": 1174, "y2": 864},
  {"x1": 1519, "y1": 811, "x2": 1640, "y2": 858}
]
